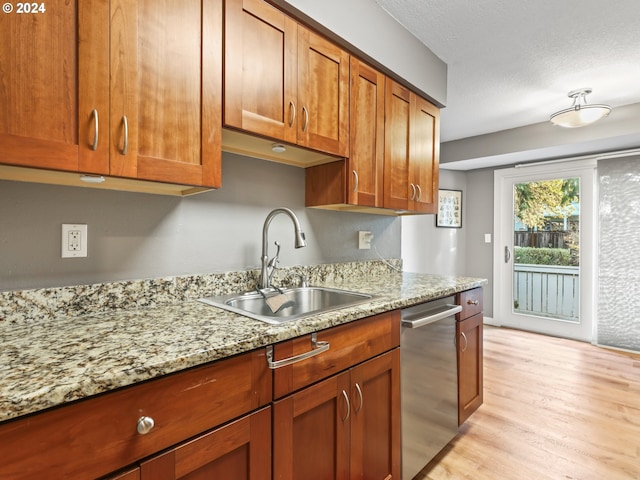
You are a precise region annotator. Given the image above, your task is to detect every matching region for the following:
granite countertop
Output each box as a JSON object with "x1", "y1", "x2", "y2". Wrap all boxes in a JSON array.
[{"x1": 0, "y1": 270, "x2": 486, "y2": 423}]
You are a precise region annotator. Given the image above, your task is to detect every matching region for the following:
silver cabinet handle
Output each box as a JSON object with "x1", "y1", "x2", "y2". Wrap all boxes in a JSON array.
[
  {"x1": 90, "y1": 109, "x2": 99, "y2": 151},
  {"x1": 341, "y1": 390, "x2": 350, "y2": 422},
  {"x1": 409, "y1": 183, "x2": 417, "y2": 201},
  {"x1": 352, "y1": 170, "x2": 359, "y2": 193},
  {"x1": 121, "y1": 115, "x2": 129, "y2": 155},
  {"x1": 302, "y1": 106, "x2": 309, "y2": 132},
  {"x1": 265, "y1": 333, "x2": 330, "y2": 369},
  {"x1": 460, "y1": 331, "x2": 468, "y2": 353},
  {"x1": 137, "y1": 416, "x2": 155, "y2": 435},
  {"x1": 354, "y1": 383, "x2": 363, "y2": 413},
  {"x1": 505, "y1": 246, "x2": 511, "y2": 263},
  {"x1": 416, "y1": 184, "x2": 422, "y2": 201},
  {"x1": 289, "y1": 101, "x2": 296, "y2": 128},
  {"x1": 467, "y1": 299, "x2": 479, "y2": 306}
]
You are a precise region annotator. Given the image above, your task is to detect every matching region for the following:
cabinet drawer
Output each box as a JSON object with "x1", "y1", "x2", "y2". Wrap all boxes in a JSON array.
[
  {"x1": 456, "y1": 287, "x2": 483, "y2": 320},
  {"x1": 272, "y1": 310, "x2": 400, "y2": 398},
  {"x1": 0, "y1": 349, "x2": 271, "y2": 480}
]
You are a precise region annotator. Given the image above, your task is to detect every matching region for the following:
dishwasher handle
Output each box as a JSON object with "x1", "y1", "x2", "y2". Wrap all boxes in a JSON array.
[{"x1": 401, "y1": 304, "x2": 462, "y2": 329}]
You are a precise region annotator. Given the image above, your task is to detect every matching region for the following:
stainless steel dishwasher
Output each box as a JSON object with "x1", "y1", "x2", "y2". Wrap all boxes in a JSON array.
[{"x1": 401, "y1": 297, "x2": 462, "y2": 479}]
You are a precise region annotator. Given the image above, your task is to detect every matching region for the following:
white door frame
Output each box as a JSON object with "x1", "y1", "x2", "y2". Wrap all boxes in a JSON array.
[{"x1": 493, "y1": 159, "x2": 597, "y2": 342}]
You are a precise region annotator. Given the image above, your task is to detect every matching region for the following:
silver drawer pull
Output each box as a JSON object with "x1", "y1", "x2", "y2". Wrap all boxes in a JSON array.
[
  {"x1": 467, "y1": 299, "x2": 479, "y2": 305},
  {"x1": 136, "y1": 416, "x2": 155, "y2": 435},
  {"x1": 266, "y1": 333, "x2": 330, "y2": 369}
]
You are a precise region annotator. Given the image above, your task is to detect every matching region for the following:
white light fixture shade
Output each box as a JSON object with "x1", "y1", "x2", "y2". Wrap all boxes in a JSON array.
[{"x1": 549, "y1": 88, "x2": 611, "y2": 128}]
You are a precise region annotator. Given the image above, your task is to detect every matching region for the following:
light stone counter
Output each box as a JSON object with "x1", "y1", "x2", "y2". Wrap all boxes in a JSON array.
[{"x1": 0, "y1": 261, "x2": 486, "y2": 423}]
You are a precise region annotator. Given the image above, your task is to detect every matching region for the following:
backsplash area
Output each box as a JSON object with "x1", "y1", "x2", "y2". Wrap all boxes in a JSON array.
[
  {"x1": 0, "y1": 260, "x2": 402, "y2": 324},
  {"x1": 0, "y1": 152, "x2": 400, "y2": 292}
]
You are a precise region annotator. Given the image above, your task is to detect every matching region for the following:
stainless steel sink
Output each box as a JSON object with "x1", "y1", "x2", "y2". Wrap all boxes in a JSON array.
[{"x1": 198, "y1": 286, "x2": 374, "y2": 325}]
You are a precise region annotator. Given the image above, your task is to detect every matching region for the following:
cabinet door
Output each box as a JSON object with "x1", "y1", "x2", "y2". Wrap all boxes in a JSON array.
[
  {"x1": 225, "y1": 0, "x2": 297, "y2": 144},
  {"x1": 410, "y1": 96, "x2": 440, "y2": 213},
  {"x1": 109, "y1": 0, "x2": 221, "y2": 187},
  {"x1": 0, "y1": 0, "x2": 109, "y2": 173},
  {"x1": 348, "y1": 59, "x2": 385, "y2": 207},
  {"x1": 457, "y1": 314, "x2": 484, "y2": 425},
  {"x1": 140, "y1": 407, "x2": 271, "y2": 480},
  {"x1": 350, "y1": 349, "x2": 401, "y2": 480},
  {"x1": 273, "y1": 372, "x2": 351, "y2": 480},
  {"x1": 297, "y1": 27, "x2": 350, "y2": 157},
  {"x1": 383, "y1": 80, "x2": 412, "y2": 210}
]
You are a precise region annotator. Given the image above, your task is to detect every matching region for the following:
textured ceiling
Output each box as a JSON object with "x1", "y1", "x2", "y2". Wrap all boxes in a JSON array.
[{"x1": 374, "y1": 0, "x2": 640, "y2": 144}]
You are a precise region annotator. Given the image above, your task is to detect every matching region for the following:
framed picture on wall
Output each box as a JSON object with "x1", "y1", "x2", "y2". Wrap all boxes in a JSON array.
[{"x1": 436, "y1": 189, "x2": 462, "y2": 228}]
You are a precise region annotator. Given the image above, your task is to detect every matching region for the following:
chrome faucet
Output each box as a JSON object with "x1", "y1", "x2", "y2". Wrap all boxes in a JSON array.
[{"x1": 259, "y1": 208, "x2": 307, "y2": 289}]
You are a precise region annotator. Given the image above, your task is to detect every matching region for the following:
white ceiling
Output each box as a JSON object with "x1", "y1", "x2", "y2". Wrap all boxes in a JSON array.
[{"x1": 374, "y1": 0, "x2": 640, "y2": 167}]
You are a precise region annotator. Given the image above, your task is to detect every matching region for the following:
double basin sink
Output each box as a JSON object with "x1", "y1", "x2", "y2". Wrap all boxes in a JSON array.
[{"x1": 199, "y1": 286, "x2": 374, "y2": 325}]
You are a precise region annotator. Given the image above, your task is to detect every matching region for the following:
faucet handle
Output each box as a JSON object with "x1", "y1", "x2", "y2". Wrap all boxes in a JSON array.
[
  {"x1": 267, "y1": 241, "x2": 281, "y2": 269},
  {"x1": 291, "y1": 272, "x2": 308, "y2": 288}
]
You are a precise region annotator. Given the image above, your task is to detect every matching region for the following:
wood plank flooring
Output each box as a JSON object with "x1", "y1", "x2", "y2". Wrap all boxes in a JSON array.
[{"x1": 416, "y1": 326, "x2": 640, "y2": 480}]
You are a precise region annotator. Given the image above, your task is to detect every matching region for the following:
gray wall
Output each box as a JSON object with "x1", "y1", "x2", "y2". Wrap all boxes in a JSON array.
[
  {"x1": 464, "y1": 169, "x2": 494, "y2": 317},
  {"x1": 0, "y1": 153, "x2": 400, "y2": 291},
  {"x1": 401, "y1": 168, "x2": 494, "y2": 317}
]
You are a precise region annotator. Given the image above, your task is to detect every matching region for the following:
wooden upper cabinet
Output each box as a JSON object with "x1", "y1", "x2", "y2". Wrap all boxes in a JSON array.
[
  {"x1": 224, "y1": 0, "x2": 298, "y2": 143},
  {"x1": 296, "y1": 27, "x2": 349, "y2": 157},
  {"x1": 0, "y1": 0, "x2": 220, "y2": 190},
  {"x1": 109, "y1": 0, "x2": 221, "y2": 188},
  {"x1": 383, "y1": 79, "x2": 440, "y2": 212},
  {"x1": 383, "y1": 81, "x2": 412, "y2": 211},
  {"x1": 225, "y1": 0, "x2": 349, "y2": 157},
  {"x1": 0, "y1": 0, "x2": 109, "y2": 174},
  {"x1": 348, "y1": 59, "x2": 385, "y2": 207},
  {"x1": 410, "y1": 96, "x2": 440, "y2": 213},
  {"x1": 304, "y1": 60, "x2": 384, "y2": 209}
]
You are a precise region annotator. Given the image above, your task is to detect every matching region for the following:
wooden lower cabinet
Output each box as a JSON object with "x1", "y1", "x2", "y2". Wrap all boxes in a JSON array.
[
  {"x1": 138, "y1": 406, "x2": 271, "y2": 480},
  {"x1": 2, "y1": 312, "x2": 402, "y2": 480},
  {"x1": 273, "y1": 349, "x2": 401, "y2": 480},
  {"x1": 104, "y1": 407, "x2": 271, "y2": 480},
  {"x1": 456, "y1": 288, "x2": 484, "y2": 425},
  {"x1": 0, "y1": 349, "x2": 270, "y2": 480}
]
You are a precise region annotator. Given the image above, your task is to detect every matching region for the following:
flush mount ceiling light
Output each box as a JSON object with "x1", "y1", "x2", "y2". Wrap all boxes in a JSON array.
[
  {"x1": 549, "y1": 88, "x2": 612, "y2": 128},
  {"x1": 271, "y1": 143, "x2": 287, "y2": 153}
]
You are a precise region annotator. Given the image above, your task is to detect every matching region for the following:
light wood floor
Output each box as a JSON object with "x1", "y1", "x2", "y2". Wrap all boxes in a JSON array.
[{"x1": 416, "y1": 326, "x2": 640, "y2": 480}]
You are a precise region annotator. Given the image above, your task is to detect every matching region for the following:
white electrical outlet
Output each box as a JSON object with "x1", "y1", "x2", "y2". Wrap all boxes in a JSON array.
[
  {"x1": 358, "y1": 231, "x2": 373, "y2": 250},
  {"x1": 62, "y1": 224, "x2": 88, "y2": 258},
  {"x1": 484, "y1": 233, "x2": 492, "y2": 243}
]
